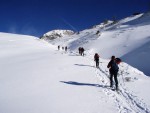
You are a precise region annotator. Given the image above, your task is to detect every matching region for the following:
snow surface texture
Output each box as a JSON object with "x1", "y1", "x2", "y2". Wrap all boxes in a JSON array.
[
  {"x1": 0, "y1": 32, "x2": 150, "y2": 113},
  {"x1": 43, "y1": 12, "x2": 150, "y2": 76}
]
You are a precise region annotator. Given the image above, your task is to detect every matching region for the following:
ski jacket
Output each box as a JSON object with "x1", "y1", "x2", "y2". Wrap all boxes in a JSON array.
[
  {"x1": 107, "y1": 59, "x2": 119, "y2": 73},
  {"x1": 94, "y1": 54, "x2": 99, "y2": 61}
]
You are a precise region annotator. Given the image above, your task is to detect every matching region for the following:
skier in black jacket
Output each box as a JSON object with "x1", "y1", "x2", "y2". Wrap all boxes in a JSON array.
[
  {"x1": 58, "y1": 45, "x2": 60, "y2": 50},
  {"x1": 94, "y1": 53, "x2": 100, "y2": 68},
  {"x1": 107, "y1": 56, "x2": 119, "y2": 90},
  {"x1": 65, "y1": 46, "x2": 67, "y2": 52}
]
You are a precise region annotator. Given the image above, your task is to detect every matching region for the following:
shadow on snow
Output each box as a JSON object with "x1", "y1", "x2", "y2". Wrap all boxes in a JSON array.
[
  {"x1": 60, "y1": 81, "x2": 109, "y2": 88},
  {"x1": 74, "y1": 64, "x2": 95, "y2": 68}
]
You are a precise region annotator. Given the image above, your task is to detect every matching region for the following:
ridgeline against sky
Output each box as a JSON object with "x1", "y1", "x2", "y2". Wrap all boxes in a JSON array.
[{"x1": 0, "y1": 0, "x2": 149, "y2": 37}]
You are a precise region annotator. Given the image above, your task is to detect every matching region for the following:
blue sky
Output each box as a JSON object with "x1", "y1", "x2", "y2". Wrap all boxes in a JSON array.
[{"x1": 0, "y1": 0, "x2": 149, "y2": 37}]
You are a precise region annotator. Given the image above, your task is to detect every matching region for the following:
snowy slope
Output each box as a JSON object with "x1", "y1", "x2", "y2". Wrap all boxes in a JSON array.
[
  {"x1": 44, "y1": 12, "x2": 150, "y2": 76},
  {"x1": 0, "y1": 32, "x2": 123, "y2": 113},
  {"x1": 0, "y1": 32, "x2": 150, "y2": 113}
]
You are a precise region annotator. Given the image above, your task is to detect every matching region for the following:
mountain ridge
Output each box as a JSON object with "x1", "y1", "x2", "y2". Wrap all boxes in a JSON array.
[
  {"x1": 41, "y1": 12, "x2": 150, "y2": 76},
  {"x1": 42, "y1": 29, "x2": 74, "y2": 40}
]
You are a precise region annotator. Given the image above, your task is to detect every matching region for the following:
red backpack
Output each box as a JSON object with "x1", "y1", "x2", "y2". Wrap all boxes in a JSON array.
[
  {"x1": 94, "y1": 53, "x2": 99, "y2": 59},
  {"x1": 115, "y1": 58, "x2": 122, "y2": 64}
]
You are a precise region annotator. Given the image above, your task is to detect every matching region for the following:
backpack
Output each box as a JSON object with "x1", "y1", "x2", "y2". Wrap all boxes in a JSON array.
[
  {"x1": 116, "y1": 58, "x2": 122, "y2": 64},
  {"x1": 94, "y1": 54, "x2": 99, "y2": 59},
  {"x1": 110, "y1": 60, "x2": 119, "y2": 71}
]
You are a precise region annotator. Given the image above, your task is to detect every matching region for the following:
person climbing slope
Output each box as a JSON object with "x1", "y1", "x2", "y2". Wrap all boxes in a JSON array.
[
  {"x1": 94, "y1": 53, "x2": 100, "y2": 68},
  {"x1": 107, "y1": 56, "x2": 119, "y2": 91}
]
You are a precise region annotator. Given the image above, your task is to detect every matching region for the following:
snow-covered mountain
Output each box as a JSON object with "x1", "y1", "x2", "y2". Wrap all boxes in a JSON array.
[
  {"x1": 43, "y1": 12, "x2": 150, "y2": 76},
  {"x1": 0, "y1": 12, "x2": 150, "y2": 113},
  {"x1": 92, "y1": 20, "x2": 114, "y2": 29},
  {"x1": 42, "y1": 30, "x2": 74, "y2": 40},
  {"x1": 0, "y1": 31, "x2": 150, "y2": 113}
]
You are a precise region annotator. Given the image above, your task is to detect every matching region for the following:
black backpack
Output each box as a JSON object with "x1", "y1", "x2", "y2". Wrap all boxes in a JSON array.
[{"x1": 111, "y1": 60, "x2": 119, "y2": 71}]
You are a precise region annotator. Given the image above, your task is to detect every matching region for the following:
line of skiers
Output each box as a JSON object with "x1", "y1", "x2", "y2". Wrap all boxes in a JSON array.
[
  {"x1": 57, "y1": 45, "x2": 122, "y2": 91},
  {"x1": 58, "y1": 45, "x2": 67, "y2": 52},
  {"x1": 94, "y1": 53, "x2": 121, "y2": 91},
  {"x1": 78, "y1": 47, "x2": 85, "y2": 56}
]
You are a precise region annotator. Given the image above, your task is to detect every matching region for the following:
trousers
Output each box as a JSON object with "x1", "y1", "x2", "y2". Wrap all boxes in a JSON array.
[{"x1": 110, "y1": 71, "x2": 118, "y2": 89}]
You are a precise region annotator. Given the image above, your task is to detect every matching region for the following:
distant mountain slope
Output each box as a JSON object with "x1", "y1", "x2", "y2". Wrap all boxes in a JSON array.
[
  {"x1": 42, "y1": 30, "x2": 74, "y2": 40},
  {"x1": 42, "y1": 12, "x2": 150, "y2": 76}
]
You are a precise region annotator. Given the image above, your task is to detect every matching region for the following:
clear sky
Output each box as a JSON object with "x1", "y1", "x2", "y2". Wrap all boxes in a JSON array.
[{"x1": 0, "y1": 0, "x2": 149, "y2": 37}]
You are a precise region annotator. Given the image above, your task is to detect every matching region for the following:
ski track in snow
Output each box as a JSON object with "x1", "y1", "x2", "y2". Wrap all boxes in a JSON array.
[
  {"x1": 97, "y1": 65, "x2": 150, "y2": 113},
  {"x1": 70, "y1": 51, "x2": 150, "y2": 113},
  {"x1": 94, "y1": 63, "x2": 150, "y2": 113}
]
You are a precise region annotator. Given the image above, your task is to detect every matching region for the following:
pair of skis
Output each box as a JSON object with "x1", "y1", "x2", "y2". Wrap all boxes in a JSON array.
[
  {"x1": 110, "y1": 87, "x2": 120, "y2": 94},
  {"x1": 95, "y1": 66, "x2": 120, "y2": 94}
]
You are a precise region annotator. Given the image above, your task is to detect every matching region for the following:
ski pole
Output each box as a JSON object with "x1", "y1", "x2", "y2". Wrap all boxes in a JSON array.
[{"x1": 121, "y1": 73, "x2": 125, "y2": 86}]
